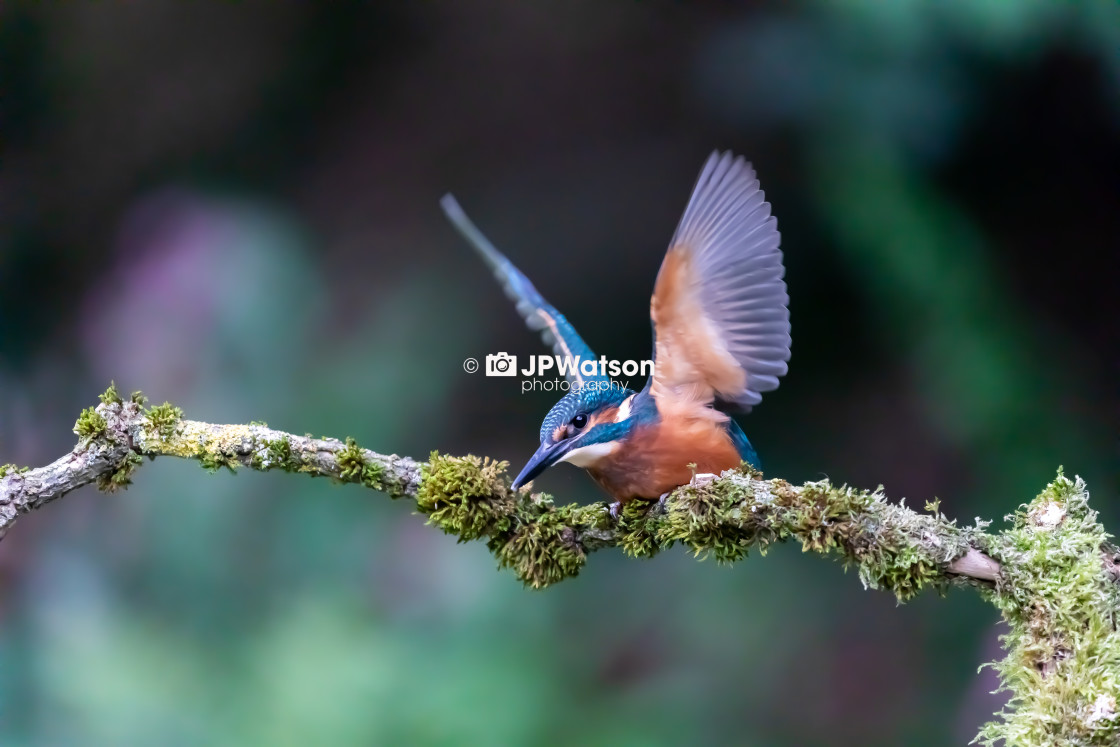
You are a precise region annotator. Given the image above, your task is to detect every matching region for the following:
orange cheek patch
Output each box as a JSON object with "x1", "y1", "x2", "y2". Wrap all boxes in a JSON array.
[
  {"x1": 552, "y1": 425, "x2": 569, "y2": 443},
  {"x1": 586, "y1": 407, "x2": 618, "y2": 429}
]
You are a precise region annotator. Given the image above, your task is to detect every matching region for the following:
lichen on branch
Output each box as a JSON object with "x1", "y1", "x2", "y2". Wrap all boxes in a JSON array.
[
  {"x1": 976, "y1": 472, "x2": 1120, "y2": 745},
  {"x1": 0, "y1": 385, "x2": 1117, "y2": 744},
  {"x1": 416, "y1": 451, "x2": 995, "y2": 598}
]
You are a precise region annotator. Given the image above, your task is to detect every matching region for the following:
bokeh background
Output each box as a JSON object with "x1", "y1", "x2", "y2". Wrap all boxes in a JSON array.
[{"x1": 1, "y1": 2, "x2": 1117, "y2": 745}]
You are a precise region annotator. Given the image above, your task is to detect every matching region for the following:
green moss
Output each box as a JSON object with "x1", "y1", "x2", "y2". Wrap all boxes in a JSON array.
[
  {"x1": 337, "y1": 438, "x2": 364, "y2": 480},
  {"x1": 657, "y1": 476, "x2": 762, "y2": 563},
  {"x1": 776, "y1": 480, "x2": 959, "y2": 600},
  {"x1": 488, "y1": 501, "x2": 587, "y2": 588},
  {"x1": 73, "y1": 406, "x2": 107, "y2": 445},
  {"x1": 145, "y1": 402, "x2": 184, "y2": 442},
  {"x1": 98, "y1": 381, "x2": 146, "y2": 407},
  {"x1": 332, "y1": 437, "x2": 395, "y2": 492},
  {"x1": 647, "y1": 470, "x2": 961, "y2": 601},
  {"x1": 243, "y1": 434, "x2": 303, "y2": 474},
  {"x1": 615, "y1": 500, "x2": 666, "y2": 559},
  {"x1": 362, "y1": 461, "x2": 387, "y2": 489},
  {"x1": 99, "y1": 382, "x2": 123, "y2": 406},
  {"x1": 264, "y1": 437, "x2": 301, "y2": 472},
  {"x1": 198, "y1": 450, "x2": 236, "y2": 474},
  {"x1": 416, "y1": 452, "x2": 516, "y2": 541},
  {"x1": 97, "y1": 451, "x2": 143, "y2": 492},
  {"x1": 976, "y1": 471, "x2": 1120, "y2": 745},
  {"x1": 854, "y1": 520, "x2": 945, "y2": 600},
  {"x1": 0, "y1": 464, "x2": 29, "y2": 478},
  {"x1": 773, "y1": 480, "x2": 874, "y2": 552},
  {"x1": 739, "y1": 461, "x2": 764, "y2": 480},
  {"x1": 416, "y1": 453, "x2": 610, "y2": 587}
]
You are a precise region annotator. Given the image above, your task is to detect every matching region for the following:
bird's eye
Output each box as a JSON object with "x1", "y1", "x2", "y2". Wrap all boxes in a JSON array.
[{"x1": 571, "y1": 414, "x2": 588, "y2": 429}]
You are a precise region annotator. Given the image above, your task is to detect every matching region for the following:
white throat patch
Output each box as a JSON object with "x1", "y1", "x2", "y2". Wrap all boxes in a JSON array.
[{"x1": 558, "y1": 440, "x2": 618, "y2": 468}]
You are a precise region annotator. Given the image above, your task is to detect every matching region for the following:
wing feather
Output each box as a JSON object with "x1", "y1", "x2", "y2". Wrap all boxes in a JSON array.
[
  {"x1": 441, "y1": 195, "x2": 607, "y2": 388},
  {"x1": 648, "y1": 152, "x2": 791, "y2": 411}
]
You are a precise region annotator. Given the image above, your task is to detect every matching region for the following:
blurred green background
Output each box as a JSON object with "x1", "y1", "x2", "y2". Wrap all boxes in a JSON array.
[{"x1": 0, "y1": 2, "x2": 1116, "y2": 745}]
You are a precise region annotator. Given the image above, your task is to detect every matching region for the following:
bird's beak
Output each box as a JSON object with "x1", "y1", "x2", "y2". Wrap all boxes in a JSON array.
[{"x1": 512, "y1": 441, "x2": 569, "y2": 490}]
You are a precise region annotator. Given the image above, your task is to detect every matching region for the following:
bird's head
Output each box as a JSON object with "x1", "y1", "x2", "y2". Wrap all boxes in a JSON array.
[{"x1": 512, "y1": 385, "x2": 635, "y2": 489}]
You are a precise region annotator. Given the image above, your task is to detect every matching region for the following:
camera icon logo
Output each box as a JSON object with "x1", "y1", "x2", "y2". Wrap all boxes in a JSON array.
[{"x1": 485, "y1": 352, "x2": 517, "y2": 376}]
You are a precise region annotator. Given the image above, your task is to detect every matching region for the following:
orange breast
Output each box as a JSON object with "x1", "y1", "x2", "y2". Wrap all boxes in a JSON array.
[{"x1": 586, "y1": 405, "x2": 742, "y2": 501}]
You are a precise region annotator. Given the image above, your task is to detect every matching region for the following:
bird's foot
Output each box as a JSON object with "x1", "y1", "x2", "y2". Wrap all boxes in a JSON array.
[
  {"x1": 657, "y1": 491, "x2": 671, "y2": 514},
  {"x1": 608, "y1": 501, "x2": 622, "y2": 520}
]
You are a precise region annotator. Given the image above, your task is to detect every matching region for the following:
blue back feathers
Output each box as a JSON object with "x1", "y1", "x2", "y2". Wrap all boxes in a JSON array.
[{"x1": 725, "y1": 418, "x2": 761, "y2": 469}]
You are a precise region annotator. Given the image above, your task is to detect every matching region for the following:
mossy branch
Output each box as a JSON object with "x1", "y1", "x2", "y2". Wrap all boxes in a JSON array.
[{"x1": 1, "y1": 386, "x2": 1117, "y2": 744}]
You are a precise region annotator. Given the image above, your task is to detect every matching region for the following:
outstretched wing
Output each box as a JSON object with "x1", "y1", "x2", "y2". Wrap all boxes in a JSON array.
[
  {"x1": 648, "y1": 152, "x2": 791, "y2": 412},
  {"x1": 441, "y1": 195, "x2": 609, "y2": 388}
]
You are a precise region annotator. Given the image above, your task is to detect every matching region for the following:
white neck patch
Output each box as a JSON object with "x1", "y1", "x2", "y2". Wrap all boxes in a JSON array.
[{"x1": 614, "y1": 394, "x2": 634, "y2": 423}]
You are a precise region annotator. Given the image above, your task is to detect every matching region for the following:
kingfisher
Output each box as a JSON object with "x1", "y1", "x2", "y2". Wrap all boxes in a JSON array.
[{"x1": 441, "y1": 151, "x2": 791, "y2": 510}]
